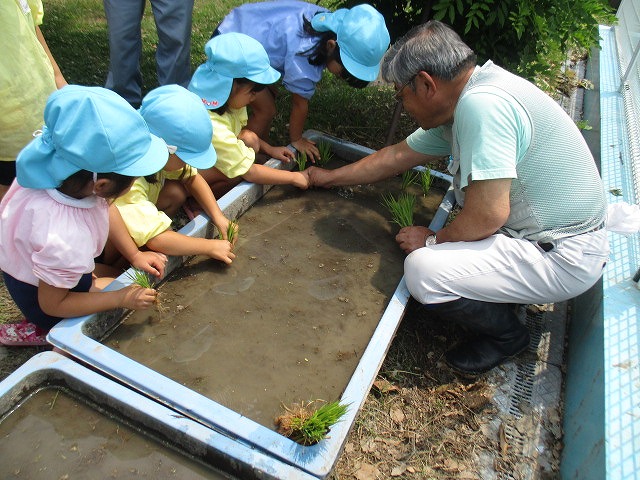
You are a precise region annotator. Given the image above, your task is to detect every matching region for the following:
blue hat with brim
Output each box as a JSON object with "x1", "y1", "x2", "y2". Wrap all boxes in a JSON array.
[
  {"x1": 140, "y1": 85, "x2": 217, "y2": 169},
  {"x1": 188, "y1": 33, "x2": 281, "y2": 109},
  {"x1": 312, "y1": 4, "x2": 390, "y2": 82},
  {"x1": 17, "y1": 85, "x2": 168, "y2": 189}
]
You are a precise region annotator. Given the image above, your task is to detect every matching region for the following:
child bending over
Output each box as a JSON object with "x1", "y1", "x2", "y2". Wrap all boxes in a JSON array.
[
  {"x1": 0, "y1": 86, "x2": 169, "y2": 346},
  {"x1": 189, "y1": 33, "x2": 309, "y2": 198},
  {"x1": 105, "y1": 85, "x2": 236, "y2": 266}
]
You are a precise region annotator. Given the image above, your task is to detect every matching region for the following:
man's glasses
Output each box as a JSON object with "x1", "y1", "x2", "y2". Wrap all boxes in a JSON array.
[{"x1": 394, "y1": 74, "x2": 417, "y2": 101}]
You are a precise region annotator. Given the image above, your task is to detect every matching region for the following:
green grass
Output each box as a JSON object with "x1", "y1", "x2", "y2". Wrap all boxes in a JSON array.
[
  {"x1": 40, "y1": 0, "x2": 416, "y2": 152},
  {"x1": 400, "y1": 169, "x2": 420, "y2": 191},
  {"x1": 419, "y1": 168, "x2": 433, "y2": 196},
  {"x1": 124, "y1": 268, "x2": 155, "y2": 289},
  {"x1": 295, "y1": 151, "x2": 308, "y2": 171}
]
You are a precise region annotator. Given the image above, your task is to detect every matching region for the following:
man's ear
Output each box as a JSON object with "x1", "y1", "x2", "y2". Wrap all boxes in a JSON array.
[{"x1": 415, "y1": 71, "x2": 437, "y2": 97}]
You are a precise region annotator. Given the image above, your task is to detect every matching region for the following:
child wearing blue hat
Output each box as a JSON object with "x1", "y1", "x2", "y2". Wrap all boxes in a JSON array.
[
  {"x1": 215, "y1": 1, "x2": 390, "y2": 162},
  {"x1": 0, "y1": 85, "x2": 169, "y2": 346},
  {"x1": 189, "y1": 33, "x2": 309, "y2": 198},
  {"x1": 105, "y1": 85, "x2": 237, "y2": 267}
]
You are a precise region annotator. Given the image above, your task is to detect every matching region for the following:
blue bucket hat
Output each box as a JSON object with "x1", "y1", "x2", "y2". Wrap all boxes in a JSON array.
[
  {"x1": 140, "y1": 85, "x2": 217, "y2": 169},
  {"x1": 188, "y1": 32, "x2": 281, "y2": 109},
  {"x1": 312, "y1": 4, "x2": 390, "y2": 82},
  {"x1": 17, "y1": 85, "x2": 168, "y2": 189}
]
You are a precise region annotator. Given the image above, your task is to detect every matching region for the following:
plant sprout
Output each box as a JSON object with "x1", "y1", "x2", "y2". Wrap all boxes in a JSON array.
[
  {"x1": 124, "y1": 267, "x2": 155, "y2": 289},
  {"x1": 275, "y1": 400, "x2": 349, "y2": 446},
  {"x1": 419, "y1": 168, "x2": 433, "y2": 196},
  {"x1": 400, "y1": 169, "x2": 420, "y2": 190},
  {"x1": 226, "y1": 220, "x2": 238, "y2": 244},
  {"x1": 124, "y1": 268, "x2": 167, "y2": 312},
  {"x1": 380, "y1": 192, "x2": 415, "y2": 228},
  {"x1": 295, "y1": 150, "x2": 308, "y2": 171},
  {"x1": 316, "y1": 140, "x2": 334, "y2": 167}
]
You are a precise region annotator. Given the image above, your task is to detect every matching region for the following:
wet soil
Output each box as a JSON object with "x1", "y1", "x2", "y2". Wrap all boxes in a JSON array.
[{"x1": 106, "y1": 178, "x2": 445, "y2": 430}]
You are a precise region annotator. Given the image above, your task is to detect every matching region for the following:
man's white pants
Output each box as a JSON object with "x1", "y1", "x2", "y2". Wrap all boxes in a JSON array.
[{"x1": 404, "y1": 230, "x2": 609, "y2": 305}]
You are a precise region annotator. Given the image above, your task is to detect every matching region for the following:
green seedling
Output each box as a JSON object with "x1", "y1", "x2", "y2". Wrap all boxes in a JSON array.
[
  {"x1": 401, "y1": 169, "x2": 420, "y2": 190},
  {"x1": 316, "y1": 140, "x2": 334, "y2": 167},
  {"x1": 226, "y1": 220, "x2": 238, "y2": 245},
  {"x1": 124, "y1": 268, "x2": 166, "y2": 312},
  {"x1": 275, "y1": 400, "x2": 349, "y2": 446},
  {"x1": 295, "y1": 150, "x2": 308, "y2": 171},
  {"x1": 381, "y1": 192, "x2": 415, "y2": 228},
  {"x1": 124, "y1": 267, "x2": 155, "y2": 289},
  {"x1": 419, "y1": 168, "x2": 433, "y2": 196}
]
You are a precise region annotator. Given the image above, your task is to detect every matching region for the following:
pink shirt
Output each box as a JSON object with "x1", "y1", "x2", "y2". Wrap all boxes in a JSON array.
[{"x1": 0, "y1": 181, "x2": 109, "y2": 288}]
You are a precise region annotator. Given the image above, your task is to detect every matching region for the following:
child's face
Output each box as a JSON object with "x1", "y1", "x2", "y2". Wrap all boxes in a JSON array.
[{"x1": 228, "y1": 81, "x2": 258, "y2": 109}]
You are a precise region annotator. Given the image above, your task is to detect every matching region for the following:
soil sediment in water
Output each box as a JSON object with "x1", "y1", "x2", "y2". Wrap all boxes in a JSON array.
[
  {"x1": 0, "y1": 388, "x2": 225, "y2": 478},
  {"x1": 106, "y1": 175, "x2": 445, "y2": 430}
]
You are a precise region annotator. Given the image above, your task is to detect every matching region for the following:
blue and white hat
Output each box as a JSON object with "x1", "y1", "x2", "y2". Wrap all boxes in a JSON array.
[
  {"x1": 189, "y1": 32, "x2": 281, "y2": 109},
  {"x1": 312, "y1": 4, "x2": 390, "y2": 82},
  {"x1": 140, "y1": 85, "x2": 217, "y2": 169},
  {"x1": 17, "y1": 85, "x2": 168, "y2": 189}
]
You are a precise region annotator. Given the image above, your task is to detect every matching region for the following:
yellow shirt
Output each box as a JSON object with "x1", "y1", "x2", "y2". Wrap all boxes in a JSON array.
[
  {"x1": 209, "y1": 107, "x2": 255, "y2": 179},
  {"x1": 1, "y1": 0, "x2": 57, "y2": 162},
  {"x1": 114, "y1": 167, "x2": 197, "y2": 247}
]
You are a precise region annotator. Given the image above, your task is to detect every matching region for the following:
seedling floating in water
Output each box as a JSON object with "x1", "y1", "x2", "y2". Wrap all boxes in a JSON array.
[
  {"x1": 381, "y1": 191, "x2": 415, "y2": 228},
  {"x1": 316, "y1": 140, "x2": 334, "y2": 167},
  {"x1": 275, "y1": 400, "x2": 349, "y2": 445}
]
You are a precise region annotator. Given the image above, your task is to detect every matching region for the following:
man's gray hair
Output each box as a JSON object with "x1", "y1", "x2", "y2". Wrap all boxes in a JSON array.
[{"x1": 381, "y1": 20, "x2": 477, "y2": 85}]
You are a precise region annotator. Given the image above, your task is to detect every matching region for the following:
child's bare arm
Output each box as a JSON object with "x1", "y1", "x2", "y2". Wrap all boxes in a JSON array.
[
  {"x1": 242, "y1": 163, "x2": 309, "y2": 190},
  {"x1": 182, "y1": 173, "x2": 232, "y2": 239},
  {"x1": 259, "y1": 141, "x2": 296, "y2": 163},
  {"x1": 38, "y1": 280, "x2": 156, "y2": 318},
  {"x1": 108, "y1": 205, "x2": 167, "y2": 278},
  {"x1": 289, "y1": 94, "x2": 319, "y2": 162},
  {"x1": 146, "y1": 230, "x2": 236, "y2": 264}
]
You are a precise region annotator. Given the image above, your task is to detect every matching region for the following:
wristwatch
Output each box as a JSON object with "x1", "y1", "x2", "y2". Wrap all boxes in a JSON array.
[{"x1": 425, "y1": 234, "x2": 437, "y2": 246}]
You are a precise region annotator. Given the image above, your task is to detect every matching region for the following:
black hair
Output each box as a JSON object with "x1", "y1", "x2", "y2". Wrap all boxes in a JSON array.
[
  {"x1": 211, "y1": 78, "x2": 268, "y2": 115},
  {"x1": 301, "y1": 16, "x2": 369, "y2": 89},
  {"x1": 58, "y1": 170, "x2": 134, "y2": 200}
]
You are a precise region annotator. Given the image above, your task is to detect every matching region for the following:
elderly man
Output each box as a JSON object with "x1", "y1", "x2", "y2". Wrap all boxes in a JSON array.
[{"x1": 308, "y1": 20, "x2": 608, "y2": 376}]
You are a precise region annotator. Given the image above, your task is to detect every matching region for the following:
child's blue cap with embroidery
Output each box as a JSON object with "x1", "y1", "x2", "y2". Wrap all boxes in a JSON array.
[
  {"x1": 312, "y1": 4, "x2": 390, "y2": 82},
  {"x1": 189, "y1": 32, "x2": 280, "y2": 109},
  {"x1": 16, "y1": 85, "x2": 168, "y2": 189},
  {"x1": 140, "y1": 85, "x2": 217, "y2": 169}
]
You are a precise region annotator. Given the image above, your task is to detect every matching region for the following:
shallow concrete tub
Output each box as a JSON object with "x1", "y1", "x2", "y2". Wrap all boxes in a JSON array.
[
  {"x1": 0, "y1": 351, "x2": 317, "y2": 479},
  {"x1": 48, "y1": 131, "x2": 455, "y2": 478}
]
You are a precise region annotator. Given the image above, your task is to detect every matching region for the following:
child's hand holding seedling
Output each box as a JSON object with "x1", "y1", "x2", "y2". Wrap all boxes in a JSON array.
[{"x1": 123, "y1": 268, "x2": 161, "y2": 310}]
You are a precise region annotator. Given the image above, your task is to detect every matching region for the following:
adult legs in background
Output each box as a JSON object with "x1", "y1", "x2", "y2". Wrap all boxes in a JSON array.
[
  {"x1": 103, "y1": 0, "x2": 194, "y2": 107},
  {"x1": 150, "y1": 0, "x2": 194, "y2": 88},
  {"x1": 104, "y1": 0, "x2": 146, "y2": 107}
]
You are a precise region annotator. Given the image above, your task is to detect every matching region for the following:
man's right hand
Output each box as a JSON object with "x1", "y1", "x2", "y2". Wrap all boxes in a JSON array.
[{"x1": 306, "y1": 166, "x2": 334, "y2": 188}]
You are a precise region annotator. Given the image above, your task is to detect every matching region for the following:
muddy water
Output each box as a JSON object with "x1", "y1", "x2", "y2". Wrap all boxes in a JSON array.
[
  {"x1": 0, "y1": 388, "x2": 227, "y2": 479},
  {"x1": 107, "y1": 177, "x2": 444, "y2": 429}
]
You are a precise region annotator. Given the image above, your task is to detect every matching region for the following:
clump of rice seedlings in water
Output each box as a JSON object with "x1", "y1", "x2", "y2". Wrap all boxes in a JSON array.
[
  {"x1": 419, "y1": 168, "x2": 433, "y2": 196},
  {"x1": 380, "y1": 191, "x2": 415, "y2": 228},
  {"x1": 401, "y1": 169, "x2": 420, "y2": 190},
  {"x1": 295, "y1": 150, "x2": 308, "y2": 171},
  {"x1": 316, "y1": 140, "x2": 334, "y2": 167},
  {"x1": 275, "y1": 400, "x2": 349, "y2": 445},
  {"x1": 124, "y1": 268, "x2": 167, "y2": 312}
]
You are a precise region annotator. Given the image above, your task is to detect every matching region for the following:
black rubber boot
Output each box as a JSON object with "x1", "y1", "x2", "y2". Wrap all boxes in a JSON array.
[{"x1": 427, "y1": 298, "x2": 530, "y2": 376}]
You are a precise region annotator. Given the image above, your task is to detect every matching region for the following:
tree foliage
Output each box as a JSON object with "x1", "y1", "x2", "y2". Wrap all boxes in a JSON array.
[{"x1": 325, "y1": 0, "x2": 616, "y2": 91}]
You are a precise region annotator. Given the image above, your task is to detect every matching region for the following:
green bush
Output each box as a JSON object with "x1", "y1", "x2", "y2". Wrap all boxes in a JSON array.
[{"x1": 327, "y1": 0, "x2": 616, "y2": 91}]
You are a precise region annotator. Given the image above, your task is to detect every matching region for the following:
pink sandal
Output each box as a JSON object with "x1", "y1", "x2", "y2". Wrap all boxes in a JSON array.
[{"x1": 0, "y1": 321, "x2": 48, "y2": 346}]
